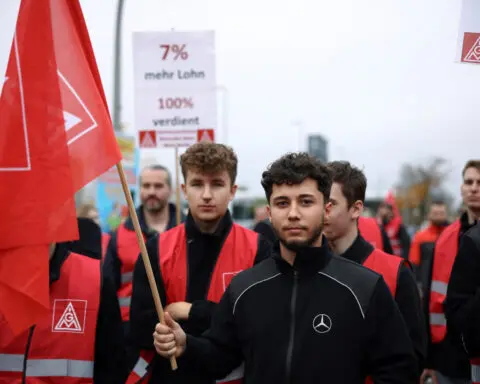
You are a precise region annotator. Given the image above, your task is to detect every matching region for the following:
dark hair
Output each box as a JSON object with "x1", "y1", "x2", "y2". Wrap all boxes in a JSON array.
[
  {"x1": 180, "y1": 142, "x2": 238, "y2": 185},
  {"x1": 140, "y1": 164, "x2": 172, "y2": 187},
  {"x1": 327, "y1": 161, "x2": 367, "y2": 206},
  {"x1": 431, "y1": 200, "x2": 446, "y2": 206},
  {"x1": 261, "y1": 152, "x2": 332, "y2": 203},
  {"x1": 462, "y1": 160, "x2": 480, "y2": 177}
]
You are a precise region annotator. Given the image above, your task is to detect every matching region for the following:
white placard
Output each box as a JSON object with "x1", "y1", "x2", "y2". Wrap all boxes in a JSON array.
[
  {"x1": 455, "y1": 0, "x2": 480, "y2": 64},
  {"x1": 133, "y1": 30, "x2": 217, "y2": 147},
  {"x1": 0, "y1": 1, "x2": 21, "y2": 96}
]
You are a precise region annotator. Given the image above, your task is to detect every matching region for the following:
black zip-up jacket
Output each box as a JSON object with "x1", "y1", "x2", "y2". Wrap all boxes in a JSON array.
[
  {"x1": 340, "y1": 235, "x2": 427, "y2": 375},
  {"x1": 181, "y1": 239, "x2": 418, "y2": 384},
  {"x1": 129, "y1": 211, "x2": 273, "y2": 383},
  {"x1": 445, "y1": 222, "x2": 480, "y2": 358},
  {"x1": 49, "y1": 243, "x2": 127, "y2": 383},
  {"x1": 425, "y1": 212, "x2": 476, "y2": 379}
]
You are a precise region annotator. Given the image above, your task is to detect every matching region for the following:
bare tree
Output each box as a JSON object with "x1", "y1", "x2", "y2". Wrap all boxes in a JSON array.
[{"x1": 396, "y1": 157, "x2": 453, "y2": 226}]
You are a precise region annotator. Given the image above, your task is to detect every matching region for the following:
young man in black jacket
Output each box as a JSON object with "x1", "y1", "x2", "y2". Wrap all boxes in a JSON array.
[
  {"x1": 324, "y1": 161, "x2": 426, "y2": 377},
  {"x1": 153, "y1": 152, "x2": 417, "y2": 384},
  {"x1": 129, "y1": 143, "x2": 272, "y2": 383},
  {"x1": 445, "y1": 222, "x2": 480, "y2": 384}
]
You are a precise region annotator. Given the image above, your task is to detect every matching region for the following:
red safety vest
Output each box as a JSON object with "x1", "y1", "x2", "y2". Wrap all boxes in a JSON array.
[
  {"x1": 116, "y1": 224, "x2": 146, "y2": 321},
  {"x1": 383, "y1": 216, "x2": 402, "y2": 256},
  {"x1": 363, "y1": 248, "x2": 402, "y2": 296},
  {"x1": 358, "y1": 217, "x2": 384, "y2": 251},
  {"x1": 101, "y1": 232, "x2": 110, "y2": 260},
  {"x1": 428, "y1": 220, "x2": 461, "y2": 343},
  {"x1": 0, "y1": 252, "x2": 100, "y2": 384},
  {"x1": 363, "y1": 247, "x2": 402, "y2": 384},
  {"x1": 127, "y1": 223, "x2": 258, "y2": 384},
  {"x1": 471, "y1": 357, "x2": 480, "y2": 384}
]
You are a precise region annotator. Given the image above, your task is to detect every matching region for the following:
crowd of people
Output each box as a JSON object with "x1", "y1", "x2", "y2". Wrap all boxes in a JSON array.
[{"x1": 1, "y1": 142, "x2": 479, "y2": 384}]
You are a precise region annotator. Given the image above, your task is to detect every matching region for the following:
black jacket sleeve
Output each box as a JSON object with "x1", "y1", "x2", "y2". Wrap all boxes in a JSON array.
[
  {"x1": 445, "y1": 232, "x2": 480, "y2": 357},
  {"x1": 365, "y1": 277, "x2": 418, "y2": 384},
  {"x1": 103, "y1": 233, "x2": 121, "y2": 291},
  {"x1": 129, "y1": 233, "x2": 166, "y2": 349},
  {"x1": 189, "y1": 234, "x2": 273, "y2": 334},
  {"x1": 398, "y1": 225, "x2": 411, "y2": 260},
  {"x1": 183, "y1": 286, "x2": 243, "y2": 380},
  {"x1": 94, "y1": 273, "x2": 128, "y2": 383},
  {"x1": 394, "y1": 263, "x2": 427, "y2": 374},
  {"x1": 381, "y1": 227, "x2": 394, "y2": 254}
]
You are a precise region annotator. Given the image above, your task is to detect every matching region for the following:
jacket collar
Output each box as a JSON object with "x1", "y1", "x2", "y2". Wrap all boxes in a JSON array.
[
  {"x1": 273, "y1": 235, "x2": 333, "y2": 276},
  {"x1": 339, "y1": 234, "x2": 374, "y2": 265},
  {"x1": 124, "y1": 203, "x2": 182, "y2": 235},
  {"x1": 185, "y1": 210, "x2": 233, "y2": 240}
]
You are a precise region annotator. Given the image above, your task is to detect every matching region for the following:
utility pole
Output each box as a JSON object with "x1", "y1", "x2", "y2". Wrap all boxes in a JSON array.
[{"x1": 112, "y1": 0, "x2": 125, "y2": 132}]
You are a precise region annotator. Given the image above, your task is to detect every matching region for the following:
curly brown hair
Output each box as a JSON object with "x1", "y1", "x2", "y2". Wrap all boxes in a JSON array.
[
  {"x1": 180, "y1": 142, "x2": 238, "y2": 184},
  {"x1": 261, "y1": 152, "x2": 332, "y2": 203}
]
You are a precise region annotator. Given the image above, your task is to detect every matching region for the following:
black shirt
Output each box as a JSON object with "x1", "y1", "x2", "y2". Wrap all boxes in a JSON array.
[
  {"x1": 129, "y1": 211, "x2": 272, "y2": 384},
  {"x1": 340, "y1": 235, "x2": 427, "y2": 375}
]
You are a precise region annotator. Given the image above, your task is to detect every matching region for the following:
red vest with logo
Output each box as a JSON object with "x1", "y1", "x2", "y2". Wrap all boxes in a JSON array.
[
  {"x1": 384, "y1": 217, "x2": 402, "y2": 256},
  {"x1": 471, "y1": 357, "x2": 480, "y2": 384},
  {"x1": 101, "y1": 232, "x2": 110, "y2": 260},
  {"x1": 0, "y1": 252, "x2": 100, "y2": 384},
  {"x1": 127, "y1": 223, "x2": 258, "y2": 384},
  {"x1": 363, "y1": 248, "x2": 402, "y2": 297},
  {"x1": 358, "y1": 217, "x2": 384, "y2": 251},
  {"x1": 116, "y1": 224, "x2": 146, "y2": 321},
  {"x1": 429, "y1": 220, "x2": 461, "y2": 343}
]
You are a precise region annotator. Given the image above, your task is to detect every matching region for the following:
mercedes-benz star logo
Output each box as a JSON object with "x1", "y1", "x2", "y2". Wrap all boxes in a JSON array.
[{"x1": 312, "y1": 314, "x2": 332, "y2": 334}]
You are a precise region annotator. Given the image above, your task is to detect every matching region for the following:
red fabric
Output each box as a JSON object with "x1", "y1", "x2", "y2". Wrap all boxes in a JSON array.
[
  {"x1": 0, "y1": 0, "x2": 121, "y2": 336},
  {"x1": 363, "y1": 248, "x2": 402, "y2": 296},
  {"x1": 0, "y1": 252, "x2": 100, "y2": 383},
  {"x1": 358, "y1": 217, "x2": 384, "y2": 251}
]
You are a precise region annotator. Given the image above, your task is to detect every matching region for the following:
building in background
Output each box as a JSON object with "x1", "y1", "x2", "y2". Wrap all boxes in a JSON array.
[{"x1": 307, "y1": 134, "x2": 328, "y2": 163}]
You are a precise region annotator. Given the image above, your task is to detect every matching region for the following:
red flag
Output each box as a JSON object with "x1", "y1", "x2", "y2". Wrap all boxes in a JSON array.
[
  {"x1": 50, "y1": 0, "x2": 122, "y2": 190},
  {"x1": 0, "y1": 0, "x2": 121, "y2": 335}
]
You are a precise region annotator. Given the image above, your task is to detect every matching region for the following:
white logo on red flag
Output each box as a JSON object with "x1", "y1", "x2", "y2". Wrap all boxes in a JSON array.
[
  {"x1": 57, "y1": 71, "x2": 97, "y2": 145},
  {"x1": 0, "y1": 35, "x2": 31, "y2": 172},
  {"x1": 52, "y1": 299, "x2": 87, "y2": 333},
  {"x1": 462, "y1": 33, "x2": 480, "y2": 63}
]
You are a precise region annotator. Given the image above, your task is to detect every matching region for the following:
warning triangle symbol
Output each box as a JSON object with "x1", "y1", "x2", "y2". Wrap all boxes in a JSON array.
[
  {"x1": 463, "y1": 36, "x2": 480, "y2": 63},
  {"x1": 141, "y1": 131, "x2": 156, "y2": 148},
  {"x1": 199, "y1": 130, "x2": 213, "y2": 142},
  {"x1": 54, "y1": 302, "x2": 82, "y2": 332}
]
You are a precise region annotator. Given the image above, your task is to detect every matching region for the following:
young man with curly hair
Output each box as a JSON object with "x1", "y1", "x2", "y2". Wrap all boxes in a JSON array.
[
  {"x1": 152, "y1": 152, "x2": 418, "y2": 384},
  {"x1": 128, "y1": 143, "x2": 273, "y2": 384}
]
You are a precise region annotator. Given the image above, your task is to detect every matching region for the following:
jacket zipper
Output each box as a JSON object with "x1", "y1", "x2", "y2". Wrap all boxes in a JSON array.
[
  {"x1": 22, "y1": 326, "x2": 35, "y2": 384},
  {"x1": 285, "y1": 270, "x2": 299, "y2": 383}
]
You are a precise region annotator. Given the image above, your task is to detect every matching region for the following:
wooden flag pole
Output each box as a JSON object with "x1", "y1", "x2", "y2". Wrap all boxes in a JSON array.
[
  {"x1": 174, "y1": 147, "x2": 181, "y2": 225},
  {"x1": 116, "y1": 162, "x2": 178, "y2": 370}
]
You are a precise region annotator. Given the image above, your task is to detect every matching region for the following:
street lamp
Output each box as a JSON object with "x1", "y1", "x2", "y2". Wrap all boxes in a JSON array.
[{"x1": 112, "y1": 0, "x2": 125, "y2": 132}]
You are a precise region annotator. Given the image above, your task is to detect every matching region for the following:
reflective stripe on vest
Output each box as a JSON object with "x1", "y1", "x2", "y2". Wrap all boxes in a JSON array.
[
  {"x1": 0, "y1": 252, "x2": 100, "y2": 383},
  {"x1": 125, "y1": 351, "x2": 154, "y2": 384},
  {"x1": 363, "y1": 247, "x2": 402, "y2": 296},
  {"x1": 116, "y1": 224, "x2": 146, "y2": 321},
  {"x1": 429, "y1": 220, "x2": 460, "y2": 343},
  {"x1": 358, "y1": 217, "x2": 384, "y2": 251},
  {"x1": 471, "y1": 358, "x2": 480, "y2": 384},
  {"x1": 0, "y1": 354, "x2": 93, "y2": 378}
]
